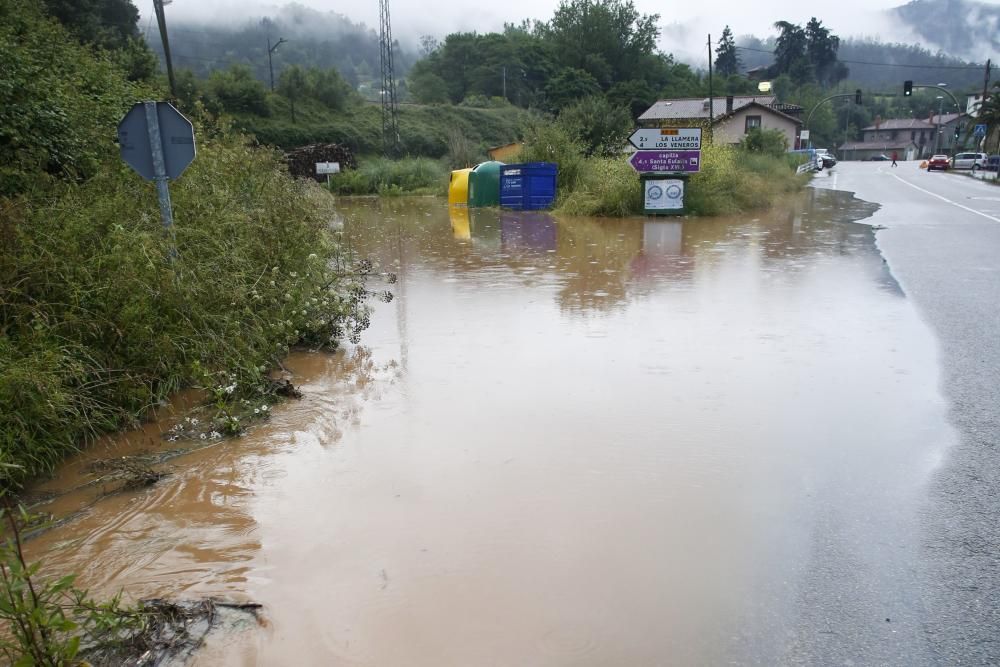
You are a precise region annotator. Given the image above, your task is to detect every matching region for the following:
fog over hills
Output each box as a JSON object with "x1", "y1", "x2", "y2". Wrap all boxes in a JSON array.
[{"x1": 145, "y1": 0, "x2": 998, "y2": 91}]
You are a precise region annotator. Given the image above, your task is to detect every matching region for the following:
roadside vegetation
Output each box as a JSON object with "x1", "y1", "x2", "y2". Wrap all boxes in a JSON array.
[
  {"x1": 328, "y1": 157, "x2": 448, "y2": 196},
  {"x1": 518, "y1": 113, "x2": 808, "y2": 217},
  {"x1": 0, "y1": 0, "x2": 373, "y2": 489}
]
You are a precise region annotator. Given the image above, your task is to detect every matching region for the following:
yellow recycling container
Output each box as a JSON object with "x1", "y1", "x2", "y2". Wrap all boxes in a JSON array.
[
  {"x1": 448, "y1": 168, "x2": 472, "y2": 206},
  {"x1": 448, "y1": 206, "x2": 471, "y2": 239}
]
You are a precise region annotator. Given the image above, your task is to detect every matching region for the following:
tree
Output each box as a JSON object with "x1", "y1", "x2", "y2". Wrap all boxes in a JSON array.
[
  {"x1": 805, "y1": 18, "x2": 845, "y2": 86},
  {"x1": 278, "y1": 65, "x2": 308, "y2": 123},
  {"x1": 408, "y1": 68, "x2": 450, "y2": 104},
  {"x1": 306, "y1": 67, "x2": 352, "y2": 110},
  {"x1": 558, "y1": 96, "x2": 632, "y2": 155},
  {"x1": 206, "y1": 65, "x2": 270, "y2": 116},
  {"x1": 42, "y1": 0, "x2": 140, "y2": 49},
  {"x1": 772, "y1": 21, "x2": 811, "y2": 84},
  {"x1": 714, "y1": 26, "x2": 740, "y2": 77},
  {"x1": 541, "y1": 0, "x2": 659, "y2": 90},
  {"x1": 544, "y1": 67, "x2": 601, "y2": 111}
]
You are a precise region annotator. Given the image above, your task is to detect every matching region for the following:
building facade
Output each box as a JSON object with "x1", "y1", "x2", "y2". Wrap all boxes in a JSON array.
[{"x1": 638, "y1": 95, "x2": 803, "y2": 150}]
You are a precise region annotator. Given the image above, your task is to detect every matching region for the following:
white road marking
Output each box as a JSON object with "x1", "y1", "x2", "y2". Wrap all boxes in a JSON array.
[{"x1": 889, "y1": 172, "x2": 1000, "y2": 224}]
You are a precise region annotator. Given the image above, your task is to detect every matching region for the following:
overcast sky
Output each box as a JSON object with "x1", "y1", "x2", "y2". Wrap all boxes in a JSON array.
[{"x1": 152, "y1": 0, "x2": 1000, "y2": 64}]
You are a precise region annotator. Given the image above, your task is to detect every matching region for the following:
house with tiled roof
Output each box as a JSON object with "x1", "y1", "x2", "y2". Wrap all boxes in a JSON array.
[
  {"x1": 839, "y1": 112, "x2": 969, "y2": 160},
  {"x1": 638, "y1": 95, "x2": 804, "y2": 150}
]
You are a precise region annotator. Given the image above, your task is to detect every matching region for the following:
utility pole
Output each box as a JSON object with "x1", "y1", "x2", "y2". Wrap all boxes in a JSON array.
[
  {"x1": 707, "y1": 34, "x2": 713, "y2": 143},
  {"x1": 152, "y1": 0, "x2": 176, "y2": 99},
  {"x1": 502, "y1": 66, "x2": 507, "y2": 102},
  {"x1": 981, "y1": 59, "x2": 991, "y2": 150},
  {"x1": 268, "y1": 37, "x2": 287, "y2": 92},
  {"x1": 378, "y1": 0, "x2": 400, "y2": 155}
]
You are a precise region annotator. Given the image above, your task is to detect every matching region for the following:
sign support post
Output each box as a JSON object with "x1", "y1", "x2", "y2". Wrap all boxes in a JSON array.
[{"x1": 143, "y1": 101, "x2": 175, "y2": 232}]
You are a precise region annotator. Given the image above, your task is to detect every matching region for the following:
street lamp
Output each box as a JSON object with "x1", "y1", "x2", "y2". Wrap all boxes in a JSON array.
[
  {"x1": 934, "y1": 95, "x2": 944, "y2": 154},
  {"x1": 267, "y1": 37, "x2": 287, "y2": 92}
]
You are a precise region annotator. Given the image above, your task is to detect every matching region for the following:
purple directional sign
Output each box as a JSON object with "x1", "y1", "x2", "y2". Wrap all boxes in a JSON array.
[{"x1": 629, "y1": 150, "x2": 701, "y2": 173}]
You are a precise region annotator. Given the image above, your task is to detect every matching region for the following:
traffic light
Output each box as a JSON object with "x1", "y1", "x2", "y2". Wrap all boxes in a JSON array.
[
  {"x1": 904, "y1": 80, "x2": 913, "y2": 96},
  {"x1": 955, "y1": 125, "x2": 961, "y2": 140},
  {"x1": 855, "y1": 89, "x2": 862, "y2": 105}
]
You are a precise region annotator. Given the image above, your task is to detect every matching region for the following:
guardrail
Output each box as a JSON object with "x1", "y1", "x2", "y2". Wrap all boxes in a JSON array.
[{"x1": 796, "y1": 157, "x2": 822, "y2": 174}]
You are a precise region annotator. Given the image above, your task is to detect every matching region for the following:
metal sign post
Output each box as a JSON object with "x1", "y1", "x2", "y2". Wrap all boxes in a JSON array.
[{"x1": 144, "y1": 102, "x2": 174, "y2": 231}]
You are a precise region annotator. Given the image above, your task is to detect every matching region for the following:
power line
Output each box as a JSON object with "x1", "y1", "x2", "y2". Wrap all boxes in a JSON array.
[{"x1": 735, "y1": 45, "x2": 996, "y2": 71}]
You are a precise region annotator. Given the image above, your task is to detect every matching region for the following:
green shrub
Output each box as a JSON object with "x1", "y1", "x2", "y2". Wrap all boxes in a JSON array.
[
  {"x1": 329, "y1": 157, "x2": 448, "y2": 195},
  {"x1": 0, "y1": 0, "x2": 150, "y2": 196},
  {"x1": 739, "y1": 127, "x2": 789, "y2": 157},
  {"x1": 517, "y1": 119, "x2": 587, "y2": 196},
  {"x1": 558, "y1": 96, "x2": 632, "y2": 157},
  {"x1": 0, "y1": 125, "x2": 371, "y2": 487},
  {"x1": 557, "y1": 158, "x2": 642, "y2": 216},
  {"x1": 685, "y1": 142, "x2": 809, "y2": 216}
]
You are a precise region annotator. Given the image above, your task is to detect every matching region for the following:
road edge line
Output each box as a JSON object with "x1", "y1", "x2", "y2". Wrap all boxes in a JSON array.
[{"x1": 888, "y1": 172, "x2": 1000, "y2": 224}]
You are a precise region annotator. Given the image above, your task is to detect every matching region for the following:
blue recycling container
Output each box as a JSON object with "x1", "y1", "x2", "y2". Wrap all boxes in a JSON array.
[{"x1": 499, "y1": 162, "x2": 557, "y2": 210}]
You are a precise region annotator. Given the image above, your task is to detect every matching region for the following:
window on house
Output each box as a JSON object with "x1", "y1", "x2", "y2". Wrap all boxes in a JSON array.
[
  {"x1": 745, "y1": 115, "x2": 762, "y2": 132},
  {"x1": 911, "y1": 131, "x2": 915, "y2": 140}
]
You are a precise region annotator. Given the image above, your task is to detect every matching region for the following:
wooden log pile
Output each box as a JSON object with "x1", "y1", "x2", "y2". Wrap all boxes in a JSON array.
[{"x1": 284, "y1": 143, "x2": 357, "y2": 181}]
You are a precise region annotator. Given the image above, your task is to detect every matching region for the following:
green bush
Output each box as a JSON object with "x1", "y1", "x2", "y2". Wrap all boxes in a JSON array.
[
  {"x1": 328, "y1": 157, "x2": 448, "y2": 195},
  {"x1": 0, "y1": 0, "x2": 150, "y2": 196},
  {"x1": 516, "y1": 119, "x2": 588, "y2": 196},
  {"x1": 0, "y1": 125, "x2": 370, "y2": 487},
  {"x1": 557, "y1": 158, "x2": 642, "y2": 216},
  {"x1": 685, "y1": 142, "x2": 809, "y2": 216},
  {"x1": 739, "y1": 127, "x2": 789, "y2": 157},
  {"x1": 558, "y1": 96, "x2": 632, "y2": 156}
]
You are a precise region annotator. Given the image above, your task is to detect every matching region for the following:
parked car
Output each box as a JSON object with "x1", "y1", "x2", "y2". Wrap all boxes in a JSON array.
[
  {"x1": 952, "y1": 152, "x2": 988, "y2": 169},
  {"x1": 927, "y1": 155, "x2": 951, "y2": 171},
  {"x1": 984, "y1": 155, "x2": 1000, "y2": 172},
  {"x1": 815, "y1": 149, "x2": 837, "y2": 168},
  {"x1": 869, "y1": 154, "x2": 891, "y2": 161}
]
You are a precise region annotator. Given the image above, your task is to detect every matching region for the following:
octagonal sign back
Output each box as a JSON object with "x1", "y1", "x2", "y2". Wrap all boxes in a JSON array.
[{"x1": 117, "y1": 102, "x2": 196, "y2": 181}]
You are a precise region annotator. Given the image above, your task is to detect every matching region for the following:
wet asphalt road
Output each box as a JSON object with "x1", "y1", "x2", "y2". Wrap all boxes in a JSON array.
[{"x1": 815, "y1": 163, "x2": 1000, "y2": 665}]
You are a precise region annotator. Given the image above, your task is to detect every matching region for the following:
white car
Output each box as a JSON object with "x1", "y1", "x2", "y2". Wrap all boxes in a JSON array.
[{"x1": 952, "y1": 152, "x2": 988, "y2": 169}]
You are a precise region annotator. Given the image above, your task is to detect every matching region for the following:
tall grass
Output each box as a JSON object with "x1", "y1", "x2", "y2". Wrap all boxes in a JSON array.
[
  {"x1": 685, "y1": 143, "x2": 810, "y2": 216},
  {"x1": 521, "y1": 119, "x2": 809, "y2": 218},
  {"x1": 0, "y1": 124, "x2": 371, "y2": 488},
  {"x1": 557, "y1": 158, "x2": 642, "y2": 217},
  {"x1": 328, "y1": 157, "x2": 448, "y2": 196}
]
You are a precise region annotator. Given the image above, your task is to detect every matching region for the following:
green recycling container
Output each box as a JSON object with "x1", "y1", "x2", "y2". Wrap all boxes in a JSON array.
[{"x1": 467, "y1": 161, "x2": 504, "y2": 208}]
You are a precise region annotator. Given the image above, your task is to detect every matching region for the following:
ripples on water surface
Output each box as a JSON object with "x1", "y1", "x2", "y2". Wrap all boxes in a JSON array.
[{"x1": 25, "y1": 189, "x2": 953, "y2": 665}]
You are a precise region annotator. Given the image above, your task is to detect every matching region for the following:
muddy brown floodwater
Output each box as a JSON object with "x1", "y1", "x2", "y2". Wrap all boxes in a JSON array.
[{"x1": 23, "y1": 189, "x2": 955, "y2": 665}]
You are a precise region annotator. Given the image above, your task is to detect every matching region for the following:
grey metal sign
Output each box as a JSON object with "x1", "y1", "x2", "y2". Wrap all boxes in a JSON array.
[{"x1": 117, "y1": 102, "x2": 195, "y2": 181}]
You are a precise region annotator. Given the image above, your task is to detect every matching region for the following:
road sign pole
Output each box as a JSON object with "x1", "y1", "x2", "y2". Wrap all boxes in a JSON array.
[{"x1": 143, "y1": 101, "x2": 174, "y2": 232}]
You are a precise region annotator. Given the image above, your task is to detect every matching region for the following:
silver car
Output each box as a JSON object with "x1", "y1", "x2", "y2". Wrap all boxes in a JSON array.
[{"x1": 952, "y1": 152, "x2": 988, "y2": 169}]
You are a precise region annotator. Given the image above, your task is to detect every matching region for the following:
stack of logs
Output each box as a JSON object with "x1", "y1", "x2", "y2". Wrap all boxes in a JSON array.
[{"x1": 284, "y1": 143, "x2": 357, "y2": 181}]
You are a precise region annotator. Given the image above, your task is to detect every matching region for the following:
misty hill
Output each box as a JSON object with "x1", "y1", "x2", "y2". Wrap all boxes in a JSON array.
[
  {"x1": 892, "y1": 0, "x2": 1000, "y2": 63},
  {"x1": 737, "y1": 35, "x2": 988, "y2": 92},
  {"x1": 147, "y1": 3, "x2": 415, "y2": 94}
]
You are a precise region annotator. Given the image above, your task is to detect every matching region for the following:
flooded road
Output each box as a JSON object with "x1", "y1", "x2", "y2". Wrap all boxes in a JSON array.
[{"x1": 25, "y1": 189, "x2": 954, "y2": 664}]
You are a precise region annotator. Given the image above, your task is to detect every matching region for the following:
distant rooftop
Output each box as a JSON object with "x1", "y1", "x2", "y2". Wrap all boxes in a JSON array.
[
  {"x1": 862, "y1": 118, "x2": 935, "y2": 131},
  {"x1": 638, "y1": 96, "x2": 777, "y2": 121},
  {"x1": 839, "y1": 140, "x2": 918, "y2": 151}
]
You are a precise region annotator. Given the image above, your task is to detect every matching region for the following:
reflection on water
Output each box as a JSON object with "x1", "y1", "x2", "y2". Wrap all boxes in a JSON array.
[{"x1": 26, "y1": 190, "x2": 950, "y2": 666}]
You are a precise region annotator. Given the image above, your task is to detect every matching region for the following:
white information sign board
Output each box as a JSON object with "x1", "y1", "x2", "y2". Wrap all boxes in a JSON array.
[
  {"x1": 629, "y1": 127, "x2": 702, "y2": 151},
  {"x1": 644, "y1": 178, "x2": 684, "y2": 211},
  {"x1": 316, "y1": 162, "x2": 341, "y2": 175}
]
